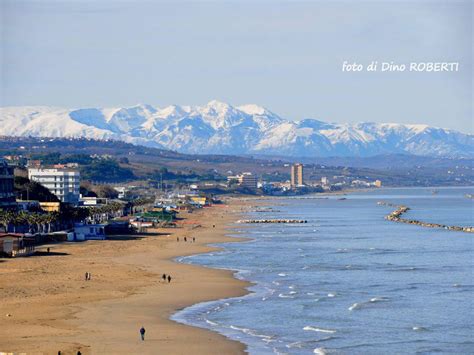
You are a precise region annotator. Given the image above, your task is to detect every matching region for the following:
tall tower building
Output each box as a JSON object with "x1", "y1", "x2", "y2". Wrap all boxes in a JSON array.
[{"x1": 290, "y1": 163, "x2": 304, "y2": 187}]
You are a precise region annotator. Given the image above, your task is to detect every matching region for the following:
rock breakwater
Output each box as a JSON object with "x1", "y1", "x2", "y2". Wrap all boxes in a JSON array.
[
  {"x1": 380, "y1": 201, "x2": 474, "y2": 233},
  {"x1": 237, "y1": 219, "x2": 308, "y2": 224}
]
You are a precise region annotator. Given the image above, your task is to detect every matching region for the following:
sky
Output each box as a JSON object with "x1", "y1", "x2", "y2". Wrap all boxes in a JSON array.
[{"x1": 1, "y1": 0, "x2": 472, "y2": 133}]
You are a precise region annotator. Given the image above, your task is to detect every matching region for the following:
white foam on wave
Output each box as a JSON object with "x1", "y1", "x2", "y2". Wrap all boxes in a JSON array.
[
  {"x1": 229, "y1": 325, "x2": 274, "y2": 340},
  {"x1": 205, "y1": 319, "x2": 218, "y2": 326},
  {"x1": 327, "y1": 293, "x2": 336, "y2": 298},
  {"x1": 278, "y1": 273, "x2": 287, "y2": 277},
  {"x1": 370, "y1": 296, "x2": 389, "y2": 302},
  {"x1": 314, "y1": 347, "x2": 327, "y2": 355},
  {"x1": 303, "y1": 326, "x2": 336, "y2": 334},
  {"x1": 287, "y1": 341, "x2": 304, "y2": 349},
  {"x1": 272, "y1": 281, "x2": 281, "y2": 286},
  {"x1": 349, "y1": 296, "x2": 389, "y2": 311},
  {"x1": 412, "y1": 326, "x2": 428, "y2": 331},
  {"x1": 348, "y1": 302, "x2": 361, "y2": 311},
  {"x1": 278, "y1": 293, "x2": 295, "y2": 299}
]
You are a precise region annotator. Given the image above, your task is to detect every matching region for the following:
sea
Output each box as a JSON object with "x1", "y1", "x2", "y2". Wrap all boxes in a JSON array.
[{"x1": 172, "y1": 187, "x2": 474, "y2": 354}]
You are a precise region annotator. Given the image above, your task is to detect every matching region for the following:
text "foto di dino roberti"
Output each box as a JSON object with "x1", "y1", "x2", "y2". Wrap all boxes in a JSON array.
[{"x1": 342, "y1": 61, "x2": 460, "y2": 72}]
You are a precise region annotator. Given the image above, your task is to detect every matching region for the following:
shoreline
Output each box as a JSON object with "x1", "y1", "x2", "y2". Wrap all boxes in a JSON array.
[{"x1": 0, "y1": 199, "x2": 254, "y2": 354}]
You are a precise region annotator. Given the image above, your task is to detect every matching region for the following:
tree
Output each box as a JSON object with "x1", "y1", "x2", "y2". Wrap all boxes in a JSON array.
[
  {"x1": 95, "y1": 185, "x2": 119, "y2": 199},
  {"x1": 14, "y1": 176, "x2": 60, "y2": 202}
]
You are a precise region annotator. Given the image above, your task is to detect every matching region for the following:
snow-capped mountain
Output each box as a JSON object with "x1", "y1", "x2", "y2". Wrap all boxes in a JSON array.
[{"x1": 1, "y1": 101, "x2": 472, "y2": 158}]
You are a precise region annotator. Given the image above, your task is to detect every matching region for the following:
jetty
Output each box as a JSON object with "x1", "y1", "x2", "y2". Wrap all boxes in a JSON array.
[
  {"x1": 237, "y1": 219, "x2": 307, "y2": 224},
  {"x1": 379, "y1": 202, "x2": 474, "y2": 233}
]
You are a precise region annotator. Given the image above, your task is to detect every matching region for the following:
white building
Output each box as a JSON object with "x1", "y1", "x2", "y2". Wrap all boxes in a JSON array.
[
  {"x1": 227, "y1": 172, "x2": 257, "y2": 189},
  {"x1": 28, "y1": 168, "x2": 80, "y2": 204}
]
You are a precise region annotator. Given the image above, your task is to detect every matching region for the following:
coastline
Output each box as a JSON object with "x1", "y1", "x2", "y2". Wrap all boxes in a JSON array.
[{"x1": 0, "y1": 198, "x2": 254, "y2": 354}]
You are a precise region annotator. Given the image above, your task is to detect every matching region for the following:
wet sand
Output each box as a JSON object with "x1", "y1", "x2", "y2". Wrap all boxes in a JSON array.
[{"x1": 0, "y1": 199, "x2": 254, "y2": 354}]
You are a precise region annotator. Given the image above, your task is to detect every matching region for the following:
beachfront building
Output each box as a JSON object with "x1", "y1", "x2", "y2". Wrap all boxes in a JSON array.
[
  {"x1": 239, "y1": 172, "x2": 257, "y2": 188},
  {"x1": 290, "y1": 163, "x2": 304, "y2": 187},
  {"x1": 0, "y1": 233, "x2": 35, "y2": 257},
  {"x1": 73, "y1": 223, "x2": 106, "y2": 241},
  {"x1": 227, "y1": 172, "x2": 258, "y2": 189},
  {"x1": 0, "y1": 159, "x2": 17, "y2": 210},
  {"x1": 28, "y1": 168, "x2": 80, "y2": 204}
]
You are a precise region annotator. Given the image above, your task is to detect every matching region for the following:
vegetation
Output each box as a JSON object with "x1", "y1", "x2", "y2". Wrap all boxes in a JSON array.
[
  {"x1": 80, "y1": 159, "x2": 135, "y2": 182},
  {"x1": 0, "y1": 202, "x2": 127, "y2": 233},
  {"x1": 0, "y1": 210, "x2": 59, "y2": 234},
  {"x1": 1, "y1": 137, "x2": 472, "y2": 187},
  {"x1": 14, "y1": 176, "x2": 59, "y2": 202}
]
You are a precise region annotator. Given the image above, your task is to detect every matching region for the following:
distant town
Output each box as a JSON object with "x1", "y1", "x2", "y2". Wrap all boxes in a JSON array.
[{"x1": 0, "y1": 154, "x2": 380, "y2": 257}]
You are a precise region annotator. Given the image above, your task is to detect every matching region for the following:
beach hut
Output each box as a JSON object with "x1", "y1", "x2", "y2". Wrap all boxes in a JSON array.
[
  {"x1": 0, "y1": 233, "x2": 35, "y2": 257},
  {"x1": 73, "y1": 223, "x2": 106, "y2": 241}
]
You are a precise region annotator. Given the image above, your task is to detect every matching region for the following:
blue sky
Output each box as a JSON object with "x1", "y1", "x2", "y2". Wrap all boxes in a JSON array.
[{"x1": 1, "y1": 0, "x2": 472, "y2": 133}]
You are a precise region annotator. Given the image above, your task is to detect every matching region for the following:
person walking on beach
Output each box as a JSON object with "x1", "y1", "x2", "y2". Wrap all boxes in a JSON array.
[
  {"x1": 177, "y1": 237, "x2": 179, "y2": 242},
  {"x1": 87, "y1": 272, "x2": 91, "y2": 281},
  {"x1": 140, "y1": 326, "x2": 146, "y2": 341},
  {"x1": 193, "y1": 237, "x2": 195, "y2": 242},
  {"x1": 168, "y1": 275, "x2": 172, "y2": 283},
  {"x1": 162, "y1": 273, "x2": 166, "y2": 282},
  {"x1": 184, "y1": 236, "x2": 187, "y2": 242},
  {"x1": 85, "y1": 272, "x2": 88, "y2": 281}
]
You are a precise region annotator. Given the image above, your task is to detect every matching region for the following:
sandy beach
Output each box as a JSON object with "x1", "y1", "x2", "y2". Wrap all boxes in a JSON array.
[{"x1": 0, "y1": 199, "x2": 254, "y2": 354}]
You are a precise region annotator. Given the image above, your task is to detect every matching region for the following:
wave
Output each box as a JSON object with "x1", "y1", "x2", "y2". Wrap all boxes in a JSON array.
[
  {"x1": 327, "y1": 293, "x2": 336, "y2": 298},
  {"x1": 314, "y1": 347, "x2": 328, "y2": 354},
  {"x1": 349, "y1": 297, "x2": 389, "y2": 311},
  {"x1": 412, "y1": 326, "x2": 429, "y2": 331},
  {"x1": 278, "y1": 273, "x2": 287, "y2": 277},
  {"x1": 229, "y1": 325, "x2": 275, "y2": 341},
  {"x1": 278, "y1": 293, "x2": 295, "y2": 299},
  {"x1": 304, "y1": 326, "x2": 337, "y2": 334},
  {"x1": 287, "y1": 337, "x2": 337, "y2": 349}
]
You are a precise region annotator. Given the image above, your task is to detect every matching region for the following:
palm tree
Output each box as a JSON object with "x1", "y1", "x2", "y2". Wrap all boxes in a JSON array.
[{"x1": 0, "y1": 210, "x2": 11, "y2": 233}]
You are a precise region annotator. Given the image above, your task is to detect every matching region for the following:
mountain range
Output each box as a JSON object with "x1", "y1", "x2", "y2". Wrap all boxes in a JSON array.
[{"x1": 1, "y1": 101, "x2": 472, "y2": 158}]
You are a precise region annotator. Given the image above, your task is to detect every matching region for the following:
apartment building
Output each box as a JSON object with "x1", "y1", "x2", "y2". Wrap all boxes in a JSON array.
[
  {"x1": 28, "y1": 168, "x2": 80, "y2": 204},
  {"x1": 0, "y1": 159, "x2": 17, "y2": 210},
  {"x1": 290, "y1": 163, "x2": 304, "y2": 187}
]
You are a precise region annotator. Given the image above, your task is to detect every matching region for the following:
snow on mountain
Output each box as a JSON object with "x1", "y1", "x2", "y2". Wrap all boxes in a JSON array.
[{"x1": 0, "y1": 101, "x2": 472, "y2": 158}]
